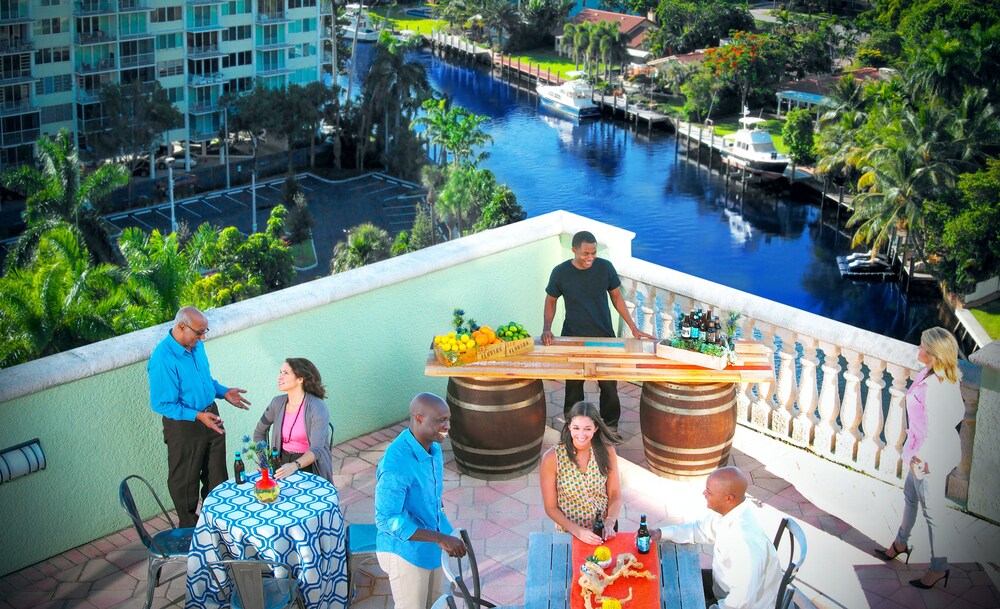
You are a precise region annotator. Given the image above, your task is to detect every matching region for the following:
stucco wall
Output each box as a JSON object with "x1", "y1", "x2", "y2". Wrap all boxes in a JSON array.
[
  {"x1": 0, "y1": 211, "x2": 634, "y2": 576},
  {"x1": 969, "y1": 342, "x2": 1000, "y2": 522}
]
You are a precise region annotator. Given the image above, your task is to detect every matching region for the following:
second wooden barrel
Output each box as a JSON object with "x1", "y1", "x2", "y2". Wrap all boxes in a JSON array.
[
  {"x1": 446, "y1": 377, "x2": 547, "y2": 480},
  {"x1": 639, "y1": 381, "x2": 737, "y2": 480}
]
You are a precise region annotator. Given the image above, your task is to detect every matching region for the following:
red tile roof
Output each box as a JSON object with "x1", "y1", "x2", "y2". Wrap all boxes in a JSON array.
[{"x1": 570, "y1": 9, "x2": 655, "y2": 49}]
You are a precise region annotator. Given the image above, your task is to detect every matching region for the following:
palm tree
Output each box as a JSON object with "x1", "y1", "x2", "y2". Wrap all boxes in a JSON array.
[
  {"x1": 598, "y1": 21, "x2": 629, "y2": 81},
  {"x1": 117, "y1": 225, "x2": 216, "y2": 329},
  {"x1": 0, "y1": 225, "x2": 124, "y2": 368},
  {"x1": 330, "y1": 223, "x2": 393, "y2": 273},
  {"x1": 414, "y1": 98, "x2": 493, "y2": 167},
  {"x1": 435, "y1": 165, "x2": 493, "y2": 239},
  {"x1": 2, "y1": 129, "x2": 129, "y2": 270},
  {"x1": 363, "y1": 34, "x2": 431, "y2": 168}
]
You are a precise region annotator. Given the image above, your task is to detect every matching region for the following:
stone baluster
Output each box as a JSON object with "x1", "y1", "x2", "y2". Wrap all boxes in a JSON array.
[
  {"x1": 641, "y1": 285, "x2": 657, "y2": 338},
  {"x1": 856, "y1": 357, "x2": 887, "y2": 472},
  {"x1": 878, "y1": 364, "x2": 910, "y2": 480},
  {"x1": 659, "y1": 292, "x2": 676, "y2": 339},
  {"x1": 770, "y1": 328, "x2": 799, "y2": 437},
  {"x1": 947, "y1": 380, "x2": 979, "y2": 503},
  {"x1": 621, "y1": 277, "x2": 638, "y2": 338},
  {"x1": 735, "y1": 315, "x2": 756, "y2": 423},
  {"x1": 674, "y1": 295, "x2": 693, "y2": 322},
  {"x1": 791, "y1": 337, "x2": 819, "y2": 446},
  {"x1": 814, "y1": 341, "x2": 842, "y2": 457},
  {"x1": 834, "y1": 349, "x2": 864, "y2": 463},
  {"x1": 750, "y1": 323, "x2": 777, "y2": 430}
]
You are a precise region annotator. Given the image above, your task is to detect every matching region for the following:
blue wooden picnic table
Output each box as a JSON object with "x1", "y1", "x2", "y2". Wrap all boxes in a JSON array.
[{"x1": 524, "y1": 531, "x2": 706, "y2": 609}]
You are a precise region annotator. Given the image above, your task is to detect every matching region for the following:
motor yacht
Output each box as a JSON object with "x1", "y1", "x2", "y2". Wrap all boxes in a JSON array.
[
  {"x1": 536, "y1": 71, "x2": 600, "y2": 119},
  {"x1": 720, "y1": 115, "x2": 789, "y2": 177},
  {"x1": 344, "y1": 4, "x2": 380, "y2": 42}
]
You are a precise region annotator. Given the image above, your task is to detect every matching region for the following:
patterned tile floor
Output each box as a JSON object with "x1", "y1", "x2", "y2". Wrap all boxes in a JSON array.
[{"x1": 2, "y1": 381, "x2": 999, "y2": 609}]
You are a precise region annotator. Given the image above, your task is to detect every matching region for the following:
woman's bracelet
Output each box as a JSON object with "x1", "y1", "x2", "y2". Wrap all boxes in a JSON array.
[{"x1": 293, "y1": 461, "x2": 300, "y2": 470}]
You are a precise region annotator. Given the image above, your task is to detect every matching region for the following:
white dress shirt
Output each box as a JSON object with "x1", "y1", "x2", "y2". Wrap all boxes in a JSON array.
[{"x1": 660, "y1": 500, "x2": 783, "y2": 609}]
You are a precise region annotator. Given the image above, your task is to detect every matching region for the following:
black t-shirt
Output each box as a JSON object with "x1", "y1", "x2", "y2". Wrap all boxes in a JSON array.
[{"x1": 545, "y1": 258, "x2": 622, "y2": 338}]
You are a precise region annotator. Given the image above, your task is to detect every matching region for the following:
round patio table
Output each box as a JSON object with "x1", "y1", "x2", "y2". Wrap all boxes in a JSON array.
[{"x1": 186, "y1": 471, "x2": 347, "y2": 609}]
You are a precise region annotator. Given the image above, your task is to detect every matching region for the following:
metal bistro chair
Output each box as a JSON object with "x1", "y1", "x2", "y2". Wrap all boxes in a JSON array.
[
  {"x1": 778, "y1": 585, "x2": 820, "y2": 609},
  {"x1": 206, "y1": 559, "x2": 305, "y2": 609},
  {"x1": 442, "y1": 528, "x2": 498, "y2": 609},
  {"x1": 346, "y1": 523, "x2": 379, "y2": 602},
  {"x1": 772, "y1": 517, "x2": 808, "y2": 609},
  {"x1": 432, "y1": 593, "x2": 461, "y2": 609},
  {"x1": 118, "y1": 475, "x2": 195, "y2": 609}
]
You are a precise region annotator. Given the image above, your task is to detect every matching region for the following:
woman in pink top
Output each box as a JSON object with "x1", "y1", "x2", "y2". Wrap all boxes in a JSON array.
[
  {"x1": 253, "y1": 358, "x2": 334, "y2": 484},
  {"x1": 874, "y1": 327, "x2": 964, "y2": 590}
]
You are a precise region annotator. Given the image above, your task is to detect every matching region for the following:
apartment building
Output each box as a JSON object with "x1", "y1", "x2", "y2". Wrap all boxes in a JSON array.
[{"x1": 0, "y1": 0, "x2": 335, "y2": 171}]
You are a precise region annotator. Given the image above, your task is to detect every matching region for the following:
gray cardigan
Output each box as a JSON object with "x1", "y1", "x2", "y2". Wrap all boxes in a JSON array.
[{"x1": 253, "y1": 393, "x2": 334, "y2": 484}]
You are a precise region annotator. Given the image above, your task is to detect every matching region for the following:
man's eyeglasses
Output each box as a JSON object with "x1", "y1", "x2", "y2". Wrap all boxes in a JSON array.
[{"x1": 182, "y1": 322, "x2": 209, "y2": 337}]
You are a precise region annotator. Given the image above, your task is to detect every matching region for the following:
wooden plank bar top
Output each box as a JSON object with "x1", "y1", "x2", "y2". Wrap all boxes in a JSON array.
[{"x1": 425, "y1": 337, "x2": 773, "y2": 384}]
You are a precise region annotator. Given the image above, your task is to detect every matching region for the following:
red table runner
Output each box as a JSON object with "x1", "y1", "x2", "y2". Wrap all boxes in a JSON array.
[{"x1": 570, "y1": 533, "x2": 660, "y2": 609}]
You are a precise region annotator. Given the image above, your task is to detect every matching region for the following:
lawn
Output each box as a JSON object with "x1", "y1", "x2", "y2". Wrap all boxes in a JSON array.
[
  {"x1": 369, "y1": 4, "x2": 443, "y2": 35},
  {"x1": 289, "y1": 238, "x2": 318, "y2": 270},
  {"x1": 971, "y1": 300, "x2": 1000, "y2": 340}
]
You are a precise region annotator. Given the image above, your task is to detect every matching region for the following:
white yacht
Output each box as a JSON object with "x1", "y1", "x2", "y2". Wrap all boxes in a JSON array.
[
  {"x1": 720, "y1": 116, "x2": 789, "y2": 177},
  {"x1": 536, "y1": 71, "x2": 600, "y2": 119},
  {"x1": 344, "y1": 4, "x2": 380, "y2": 42}
]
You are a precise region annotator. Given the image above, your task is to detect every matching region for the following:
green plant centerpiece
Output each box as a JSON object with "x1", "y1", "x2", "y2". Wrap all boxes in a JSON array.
[{"x1": 659, "y1": 310, "x2": 743, "y2": 368}]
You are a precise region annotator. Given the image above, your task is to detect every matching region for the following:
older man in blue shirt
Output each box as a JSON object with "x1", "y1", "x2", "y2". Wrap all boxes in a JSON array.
[
  {"x1": 148, "y1": 306, "x2": 250, "y2": 527},
  {"x1": 375, "y1": 393, "x2": 467, "y2": 609}
]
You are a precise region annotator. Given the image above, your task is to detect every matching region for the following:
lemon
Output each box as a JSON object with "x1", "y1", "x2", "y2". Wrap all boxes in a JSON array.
[{"x1": 448, "y1": 331, "x2": 456, "y2": 338}]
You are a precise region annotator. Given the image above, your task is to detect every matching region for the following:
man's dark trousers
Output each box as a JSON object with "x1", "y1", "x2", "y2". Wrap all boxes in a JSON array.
[
  {"x1": 162, "y1": 403, "x2": 227, "y2": 528},
  {"x1": 564, "y1": 380, "x2": 621, "y2": 429}
]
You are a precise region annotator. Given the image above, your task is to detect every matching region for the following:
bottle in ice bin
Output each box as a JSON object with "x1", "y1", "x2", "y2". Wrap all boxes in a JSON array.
[
  {"x1": 592, "y1": 511, "x2": 605, "y2": 539},
  {"x1": 636, "y1": 514, "x2": 651, "y2": 554}
]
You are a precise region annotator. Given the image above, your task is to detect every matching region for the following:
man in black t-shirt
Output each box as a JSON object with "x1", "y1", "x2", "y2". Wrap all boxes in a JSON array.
[{"x1": 541, "y1": 231, "x2": 654, "y2": 429}]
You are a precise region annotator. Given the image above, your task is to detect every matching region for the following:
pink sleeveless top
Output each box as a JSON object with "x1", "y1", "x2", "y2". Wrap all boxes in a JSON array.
[{"x1": 281, "y1": 404, "x2": 310, "y2": 453}]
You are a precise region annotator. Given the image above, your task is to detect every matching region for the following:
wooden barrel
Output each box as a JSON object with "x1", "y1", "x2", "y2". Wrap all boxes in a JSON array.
[
  {"x1": 446, "y1": 377, "x2": 546, "y2": 480},
  {"x1": 639, "y1": 382, "x2": 737, "y2": 480}
]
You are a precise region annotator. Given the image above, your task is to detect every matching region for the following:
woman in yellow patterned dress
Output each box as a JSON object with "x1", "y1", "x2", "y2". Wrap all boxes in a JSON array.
[{"x1": 540, "y1": 401, "x2": 623, "y2": 544}]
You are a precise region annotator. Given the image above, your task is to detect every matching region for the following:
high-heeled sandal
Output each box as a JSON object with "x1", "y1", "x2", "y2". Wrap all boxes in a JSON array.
[
  {"x1": 873, "y1": 541, "x2": 913, "y2": 564},
  {"x1": 910, "y1": 569, "x2": 950, "y2": 589}
]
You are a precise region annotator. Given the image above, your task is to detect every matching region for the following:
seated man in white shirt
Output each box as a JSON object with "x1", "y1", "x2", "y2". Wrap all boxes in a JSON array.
[{"x1": 650, "y1": 466, "x2": 782, "y2": 609}]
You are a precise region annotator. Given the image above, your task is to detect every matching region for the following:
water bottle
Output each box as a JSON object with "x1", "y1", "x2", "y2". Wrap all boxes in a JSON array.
[
  {"x1": 234, "y1": 452, "x2": 245, "y2": 485},
  {"x1": 592, "y1": 510, "x2": 605, "y2": 539},
  {"x1": 636, "y1": 514, "x2": 651, "y2": 554}
]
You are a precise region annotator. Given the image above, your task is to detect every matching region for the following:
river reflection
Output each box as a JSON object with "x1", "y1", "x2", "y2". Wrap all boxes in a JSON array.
[{"x1": 347, "y1": 44, "x2": 939, "y2": 343}]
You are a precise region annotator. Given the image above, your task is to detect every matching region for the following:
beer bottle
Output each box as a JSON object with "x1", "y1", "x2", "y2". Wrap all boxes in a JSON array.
[
  {"x1": 707, "y1": 320, "x2": 717, "y2": 344},
  {"x1": 592, "y1": 511, "x2": 605, "y2": 539},
  {"x1": 234, "y1": 452, "x2": 245, "y2": 485},
  {"x1": 680, "y1": 315, "x2": 691, "y2": 339},
  {"x1": 270, "y1": 449, "x2": 280, "y2": 475},
  {"x1": 690, "y1": 312, "x2": 700, "y2": 340},
  {"x1": 636, "y1": 514, "x2": 651, "y2": 554}
]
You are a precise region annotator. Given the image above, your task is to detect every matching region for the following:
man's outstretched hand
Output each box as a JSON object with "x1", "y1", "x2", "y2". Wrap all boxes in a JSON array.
[{"x1": 224, "y1": 387, "x2": 250, "y2": 409}]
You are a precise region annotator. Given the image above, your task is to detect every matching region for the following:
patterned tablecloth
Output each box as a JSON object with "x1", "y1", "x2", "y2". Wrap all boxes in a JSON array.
[{"x1": 186, "y1": 471, "x2": 347, "y2": 609}]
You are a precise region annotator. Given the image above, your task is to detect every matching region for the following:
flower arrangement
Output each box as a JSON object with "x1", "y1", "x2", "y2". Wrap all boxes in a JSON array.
[
  {"x1": 452, "y1": 308, "x2": 479, "y2": 336},
  {"x1": 241, "y1": 435, "x2": 274, "y2": 472}
]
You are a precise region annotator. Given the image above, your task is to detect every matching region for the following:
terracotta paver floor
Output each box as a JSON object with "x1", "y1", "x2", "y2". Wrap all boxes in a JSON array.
[{"x1": 2, "y1": 381, "x2": 999, "y2": 609}]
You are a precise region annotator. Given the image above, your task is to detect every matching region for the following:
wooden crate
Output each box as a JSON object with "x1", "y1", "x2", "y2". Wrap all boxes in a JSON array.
[
  {"x1": 477, "y1": 342, "x2": 507, "y2": 362},
  {"x1": 503, "y1": 337, "x2": 534, "y2": 357},
  {"x1": 433, "y1": 343, "x2": 477, "y2": 367},
  {"x1": 655, "y1": 341, "x2": 728, "y2": 370}
]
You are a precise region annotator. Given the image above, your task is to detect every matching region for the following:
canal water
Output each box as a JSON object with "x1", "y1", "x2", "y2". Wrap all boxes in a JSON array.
[{"x1": 349, "y1": 45, "x2": 940, "y2": 344}]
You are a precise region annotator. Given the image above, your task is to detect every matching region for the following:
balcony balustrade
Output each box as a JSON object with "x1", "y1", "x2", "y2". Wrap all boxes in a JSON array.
[
  {"x1": 76, "y1": 89, "x2": 101, "y2": 103},
  {"x1": 0, "y1": 40, "x2": 33, "y2": 53},
  {"x1": 188, "y1": 101, "x2": 219, "y2": 113},
  {"x1": 0, "y1": 99, "x2": 31, "y2": 116},
  {"x1": 187, "y1": 43, "x2": 221, "y2": 58},
  {"x1": 0, "y1": 211, "x2": 994, "y2": 577},
  {"x1": 1, "y1": 125, "x2": 40, "y2": 147},
  {"x1": 0, "y1": 69, "x2": 32, "y2": 83},
  {"x1": 119, "y1": 52, "x2": 154, "y2": 68},
  {"x1": 74, "y1": 0, "x2": 116, "y2": 14},
  {"x1": 188, "y1": 72, "x2": 223, "y2": 86},
  {"x1": 117, "y1": 0, "x2": 149, "y2": 11},
  {"x1": 256, "y1": 10, "x2": 288, "y2": 22},
  {"x1": 75, "y1": 30, "x2": 117, "y2": 44},
  {"x1": 0, "y1": 10, "x2": 30, "y2": 22},
  {"x1": 76, "y1": 57, "x2": 115, "y2": 72}
]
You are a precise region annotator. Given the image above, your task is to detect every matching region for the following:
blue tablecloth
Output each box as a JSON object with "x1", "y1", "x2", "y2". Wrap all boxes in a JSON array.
[{"x1": 186, "y1": 471, "x2": 347, "y2": 609}]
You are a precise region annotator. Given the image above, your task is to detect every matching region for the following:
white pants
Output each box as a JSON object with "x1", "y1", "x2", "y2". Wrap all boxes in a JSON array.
[{"x1": 376, "y1": 551, "x2": 444, "y2": 609}]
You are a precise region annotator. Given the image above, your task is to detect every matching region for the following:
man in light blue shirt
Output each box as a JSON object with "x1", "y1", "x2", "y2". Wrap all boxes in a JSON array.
[
  {"x1": 148, "y1": 306, "x2": 250, "y2": 527},
  {"x1": 375, "y1": 393, "x2": 467, "y2": 609}
]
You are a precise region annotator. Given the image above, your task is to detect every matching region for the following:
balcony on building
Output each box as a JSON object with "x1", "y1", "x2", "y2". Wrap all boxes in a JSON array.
[
  {"x1": 188, "y1": 100, "x2": 220, "y2": 114},
  {"x1": 116, "y1": 0, "x2": 150, "y2": 12},
  {"x1": 75, "y1": 30, "x2": 117, "y2": 44},
  {"x1": 188, "y1": 43, "x2": 222, "y2": 59},
  {"x1": 0, "y1": 6, "x2": 30, "y2": 23},
  {"x1": 74, "y1": 0, "x2": 117, "y2": 15},
  {"x1": 0, "y1": 212, "x2": 997, "y2": 609},
  {"x1": 188, "y1": 71, "x2": 223, "y2": 86},
  {"x1": 118, "y1": 51, "x2": 154, "y2": 68},
  {"x1": 0, "y1": 68, "x2": 33, "y2": 85},
  {"x1": 0, "y1": 25, "x2": 32, "y2": 54},
  {"x1": 257, "y1": 37, "x2": 293, "y2": 51},
  {"x1": 256, "y1": 9, "x2": 290, "y2": 23}
]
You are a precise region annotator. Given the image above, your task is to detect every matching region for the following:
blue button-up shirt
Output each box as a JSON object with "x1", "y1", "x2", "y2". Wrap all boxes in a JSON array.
[
  {"x1": 148, "y1": 330, "x2": 227, "y2": 421},
  {"x1": 374, "y1": 428, "x2": 453, "y2": 570}
]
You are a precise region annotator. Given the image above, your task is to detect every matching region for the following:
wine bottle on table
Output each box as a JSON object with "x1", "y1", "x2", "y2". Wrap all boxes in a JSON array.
[
  {"x1": 234, "y1": 452, "x2": 245, "y2": 485},
  {"x1": 636, "y1": 514, "x2": 651, "y2": 554},
  {"x1": 592, "y1": 511, "x2": 605, "y2": 539}
]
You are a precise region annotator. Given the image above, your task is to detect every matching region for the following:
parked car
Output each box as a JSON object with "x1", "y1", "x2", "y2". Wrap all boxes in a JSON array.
[{"x1": 155, "y1": 172, "x2": 199, "y2": 196}]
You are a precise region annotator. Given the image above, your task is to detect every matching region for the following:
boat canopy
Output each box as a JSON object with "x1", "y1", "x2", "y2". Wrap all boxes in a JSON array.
[{"x1": 738, "y1": 116, "x2": 768, "y2": 128}]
